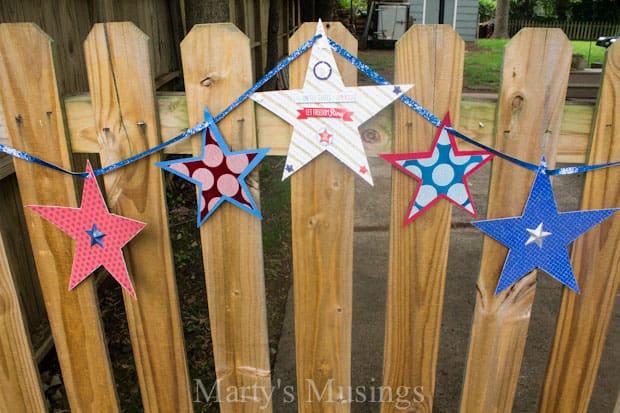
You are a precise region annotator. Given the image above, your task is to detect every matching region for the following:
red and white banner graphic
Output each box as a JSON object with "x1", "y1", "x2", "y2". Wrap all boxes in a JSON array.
[{"x1": 297, "y1": 107, "x2": 354, "y2": 121}]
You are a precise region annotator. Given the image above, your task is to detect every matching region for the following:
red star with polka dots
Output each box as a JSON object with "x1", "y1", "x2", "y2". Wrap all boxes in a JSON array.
[{"x1": 27, "y1": 161, "x2": 145, "y2": 298}]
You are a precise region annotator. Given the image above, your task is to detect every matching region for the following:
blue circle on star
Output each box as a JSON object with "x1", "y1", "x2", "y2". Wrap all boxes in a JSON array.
[{"x1": 313, "y1": 61, "x2": 332, "y2": 80}]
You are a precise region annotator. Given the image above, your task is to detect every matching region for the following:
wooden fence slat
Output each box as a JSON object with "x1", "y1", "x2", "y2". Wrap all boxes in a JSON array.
[
  {"x1": 381, "y1": 25, "x2": 464, "y2": 413},
  {"x1": 460, "y1": 29, "x2": 572, "y2": 412},
  {"x1": 84, "y1": 22, "x2": 192, "y2": 412},
  {"x1": 539, "y1": 41, "x2": 620, "y2": 413},
  {"x1": 0, "y1": 23, "x2": 120, "y2": 412},
  {"x1": 288, "y1": 22, "x2": 356, "y2": 413},
  {"x1": 180, "y1": 23, "x2": 272, "y2": 413},
  {"x1": 0, "y1": 235, "x2": 46, "y2": 412}
]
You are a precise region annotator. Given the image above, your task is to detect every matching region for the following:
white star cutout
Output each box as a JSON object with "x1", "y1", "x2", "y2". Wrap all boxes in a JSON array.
[
  {"x1": 250, "y1": 20, "x2": 413, "y2": 185},
  {"x1": 525, "y1": 222, "x2": 552, "y2": 248}
]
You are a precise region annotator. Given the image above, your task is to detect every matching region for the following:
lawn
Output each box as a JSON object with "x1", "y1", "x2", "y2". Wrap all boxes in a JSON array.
[{"x1": 464, "y1": 39, "x2": 608, "y2": 91}]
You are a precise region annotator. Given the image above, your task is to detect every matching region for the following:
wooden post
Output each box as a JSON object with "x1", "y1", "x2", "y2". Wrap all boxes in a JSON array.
[
  {"x1": 460, "y1": 28, "x2": 572, "y2": 412},
  {"x1": 0, "y1": 23, "x2": 119, "y2": 412},
  {"x1": 0, "y1": 236, "x2": 46, "y2": 411},
  {"x1": 539, "y1": 41, "x2": 620, "y2": 413},
  {"x1": 288, "y1": 22, "x2": 356, "y2": 413},
  {"x1": 84, "y1": 22, "x2": 192, "y2": 412},
  {"x1": 381, "y1": 25, "x2": 464, "y2": 413},
  {"x1": 180, "y1": 23, "x2": 272, "y2": 413}
]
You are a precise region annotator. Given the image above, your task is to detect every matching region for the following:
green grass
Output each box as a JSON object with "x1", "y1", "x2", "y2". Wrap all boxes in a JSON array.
[{"x1": 464, "y1": 39, "x2": 608, "y2": 91}]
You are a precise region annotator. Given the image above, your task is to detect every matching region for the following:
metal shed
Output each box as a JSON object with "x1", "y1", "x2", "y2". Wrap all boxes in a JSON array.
[{"x1": 409, "y1": 0, "x2": 479, "y2": 41}]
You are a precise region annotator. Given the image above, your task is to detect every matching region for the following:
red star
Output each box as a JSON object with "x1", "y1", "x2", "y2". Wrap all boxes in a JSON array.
[
  {"x1": 318, "y1": 129, "x2": 332, "y2": 144},
  {"x1": 359, "y1": 165, "x2": 368, "y2": 174},
  {"x1": 27, "y1": 161, "x2": 145, "y2": 298}
]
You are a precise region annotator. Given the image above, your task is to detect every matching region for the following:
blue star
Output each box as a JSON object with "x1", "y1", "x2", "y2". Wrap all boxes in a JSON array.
[
  {"x1": 85, "y1": 223, "x2": 105, "y2": 248},
  {"x1": 156, "y1": 106, "x2": 270, "y2": 227},
  {"x1": 472, "y1": 158, "x2": 618, "y2": 294},
  {"x1": 392, "y1": 86, "x2": 402, "y2": 95},
  {"x1": 285, "y1": 164, "x2": 295, "y2": 173}
]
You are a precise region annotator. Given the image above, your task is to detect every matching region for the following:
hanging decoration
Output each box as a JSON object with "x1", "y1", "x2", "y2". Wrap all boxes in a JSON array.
[
  {"x1": 250, "y1": 20, "x2": 412, "y2": 185},
  {"x1": 381, "y1": 113, "x2": 493, "y2": 225},
  {"x1": 472, "y1": 158, "x2": 618, "y2": 294},
  {"x1": 27, "y1": 161, "x2": 146, "y2": 298},
  {"x1": 156, "y1": 107, "x2": 269, "y2": 226}
]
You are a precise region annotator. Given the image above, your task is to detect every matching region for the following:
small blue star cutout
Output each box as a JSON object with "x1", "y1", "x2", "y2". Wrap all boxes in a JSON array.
[
  {"x1": 392, "y1": 86, "x2": 402, "y2": 95},
  {"x1": 472, "y1": 157, "x2": 618, "y2": 294},
  {"x1": 85, "y1": 223, "x2": 106, "y2": 248},
  {"x1": 285, "y1": 164, "x2": 295, "y2": 173}
]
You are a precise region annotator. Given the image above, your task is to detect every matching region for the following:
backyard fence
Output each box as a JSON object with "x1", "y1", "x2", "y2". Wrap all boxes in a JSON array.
[
  {"x1": 0, "y1": 21, "x2": 618, "y2": 413},
  {"x1": 508, "y1": 20, "x2": 620, "y2": 40}
]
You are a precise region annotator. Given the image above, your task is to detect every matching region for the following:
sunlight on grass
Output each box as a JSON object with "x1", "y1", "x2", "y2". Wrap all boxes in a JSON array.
[{"x1": 464, "y1": 39, "x2": 609, "y2": 91}]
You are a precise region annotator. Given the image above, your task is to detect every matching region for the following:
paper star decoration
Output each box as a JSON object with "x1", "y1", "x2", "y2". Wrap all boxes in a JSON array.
[
  {"x1": 380, "y1": 113, "x2": 494, "y2": 225},
  {"x1": 250, "y1": 20, "x2": 413, "y2": 185},
  {"x1": 472, "y1": 157, "x2": 618, "y2": 294},
  {"x1": 27, "y1": 161, "x2": 146, "y2": 298},
  {"x1": 156, "y1": 107, "x2": 269, "y2": 226}
]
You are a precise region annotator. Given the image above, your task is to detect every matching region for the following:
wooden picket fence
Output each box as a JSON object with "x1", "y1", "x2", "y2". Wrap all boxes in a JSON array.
[
  {"x1": 0, "y1": 21, "x2": 618, "y2": 412},
  {"x1": 508, "y1": 20, "x2": 620, "y2": 40}
]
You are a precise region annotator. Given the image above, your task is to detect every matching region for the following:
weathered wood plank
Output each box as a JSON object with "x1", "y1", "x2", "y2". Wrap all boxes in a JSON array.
[
  {"x1": 381, "y1": 25, "x2": 464, "y2": 413},
  {"x1": 21, "y1": 94, "x2": 591, "y2": 163},
  {"x1": 539, "y1": 41, "x2": 620, "y2": 413},
  {"x1": 289, "y1": 22, "x2": 356, "y2": 413},
  {"x1": 84, "y1": 22, "x2": 192, "y2": 412},
  {"x1": 0, "y1": 23, "x2": 119, "y2": 412},
  {"x1": 460, "y1": 29, "x2": 572, "y2": 412},
  {"x1": 0, "y1": 233, "x2": 46, "y2": 412},
  {"x1": 180, "y1": 23, "x2": 272, "y2": 413}
]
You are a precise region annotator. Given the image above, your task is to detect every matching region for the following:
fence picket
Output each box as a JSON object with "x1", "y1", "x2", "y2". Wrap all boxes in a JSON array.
[
  {"x1": 288, "y1": 22, "x2": 356, "y2": 413},
  {"x1": 0, "y1": 23, "x2": 119, "y2": 412},
  {"x1": 84, "y1": 22, "x2": 193, "y2": 412},
  {"x1": 539, "y1": 42, "x2": 620, "y2": 413},
  {"x1": 460, "y1": 29, "x2": 572, "y2": 412},
  {"x1": 0, "y1": 236, "x2": 46, "y2": 412},
  {"x1": 180, "y1": 23, "x2": 272, "y2": 413},
  {"x1": 381, "y1": 25, "x2": 464, "y2": 413}
]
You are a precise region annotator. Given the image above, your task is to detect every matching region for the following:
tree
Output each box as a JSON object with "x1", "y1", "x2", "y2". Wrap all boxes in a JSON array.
[{"x1": 493, "y1": 0, "x2": 510, "y2": 38}]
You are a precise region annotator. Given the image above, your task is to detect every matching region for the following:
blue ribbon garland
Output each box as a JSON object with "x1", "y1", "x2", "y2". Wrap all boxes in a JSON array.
[
  {"x1": 0, "y1": 32, "x2": 618, "y2": 178},
  {"x1": 0, "y1": 34, "x2": 322, "y2": 178},
  {"x1": 327, "y1": 37, "x2": 620, "y2": 177}
]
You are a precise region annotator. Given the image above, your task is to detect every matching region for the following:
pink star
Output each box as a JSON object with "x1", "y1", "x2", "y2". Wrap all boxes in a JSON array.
[
  {"x1": 359, "y1": 165, "x2": 368, "y2": 174},
  {"x1": 318, "y1": 129, "x2": 332, "y2": 145},
  {"x1": 27, "y1": 161, "x2": 145, "y2": 298}
]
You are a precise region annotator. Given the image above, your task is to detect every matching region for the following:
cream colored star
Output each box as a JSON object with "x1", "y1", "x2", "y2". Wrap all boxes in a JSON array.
[{"x1": 251, "y1": 20, "x2": 412, "y2": 185}]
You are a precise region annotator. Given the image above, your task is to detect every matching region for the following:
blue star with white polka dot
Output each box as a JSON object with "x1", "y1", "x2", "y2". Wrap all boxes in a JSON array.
[
  {"x1": 85, "y1": 223, "x2": 106, "y2": 248},
  {"x1": 381, "y1": 113, "x2": 493, "y2": 225}
]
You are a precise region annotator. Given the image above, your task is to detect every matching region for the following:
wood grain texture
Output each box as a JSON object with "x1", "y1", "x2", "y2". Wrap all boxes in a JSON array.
[
  {"x1": 288, "y1": 22, "x2": 356, "y2": 413},
  {"x1": 539, "y1": 41, "x2": 620, "y2": 413},
  {"x1": 0, "y1": 23, "x2": 119, "y2": 412},
  {"x1": 381, "y1": 25, "x2": 464, "y2": 413},
  {"x1": 84, "y1": 22, "x2": 192, "y2": 412},
  {"x1": 460, "y1": 29, "x2": 572, "y2": 413},
  {"x1": 180, "y1": 23, "x2": 272, "y2": 413},
  {"x1": 0, "y1": 232, "x2": 46, "y2": 412},
  {"x1": 25, "y1": 94, "x2": 592, "y2": 163}
]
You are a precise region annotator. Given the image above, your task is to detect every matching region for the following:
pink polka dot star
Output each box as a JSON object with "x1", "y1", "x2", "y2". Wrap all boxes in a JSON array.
[
  {"x1": 157, "y1": 106, "x2": 270, "y2": 226},
  {"x1": 27, "y1": 161, "x2": 146, "y2": 299}
]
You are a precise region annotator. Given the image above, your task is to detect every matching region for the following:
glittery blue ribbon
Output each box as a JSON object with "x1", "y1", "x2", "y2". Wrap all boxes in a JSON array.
[
  {"x1": 327, "y1": 36, "x2": 620, "y2": 177},
  {"x1": 0, "y1": 34, "x2": 322, "y2": 178}
]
